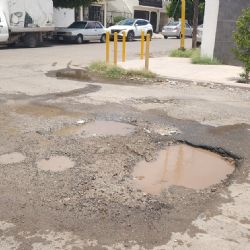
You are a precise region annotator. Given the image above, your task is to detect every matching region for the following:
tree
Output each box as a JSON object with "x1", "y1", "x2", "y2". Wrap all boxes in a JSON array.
[
  {"x1": 166, "y1": 0, "x2": 205, "y2": 25},
  {"x1": 233, "y1": 7, "x2": 250, "y2": 84},
  {"x1": 53, "y1": 0, "x2": 96, "y2": 8},
  {"x1": 192, "y1": 0, "x2": 199, "y2": 48}
]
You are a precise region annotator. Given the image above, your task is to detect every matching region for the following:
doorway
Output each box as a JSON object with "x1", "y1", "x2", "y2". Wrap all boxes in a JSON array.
[{"x1": 150, "y1": 12, "x2": 157, "y2": 32}]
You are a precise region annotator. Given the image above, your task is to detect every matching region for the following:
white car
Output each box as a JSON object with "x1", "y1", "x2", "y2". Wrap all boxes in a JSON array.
[
  {"x1": 107, "y1": 18, "x2": 153, "y2": 42},
  {"x1": 54, "y1": 21, "x2": 106, "y2": 44}
]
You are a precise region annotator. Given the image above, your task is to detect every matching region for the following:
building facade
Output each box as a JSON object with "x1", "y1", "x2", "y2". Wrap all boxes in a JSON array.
[
  {"x1": 54, "y1": 1, "x2": 169, "y2": 32},
  {"x1": 201, "y1": 0, "x2": 250, "y2": 65},
  {"x1": 105, "y1": 0, "x2": 169, "y2": 32}
]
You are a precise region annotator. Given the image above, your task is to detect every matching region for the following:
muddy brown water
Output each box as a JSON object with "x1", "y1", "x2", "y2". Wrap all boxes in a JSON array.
[
  {"x1": 56, "y1": 121, "x2": 135, "y2": 137},
  {"x1": 15, "y1": 104, "x2": 81, "y2": 118},
  {"x1": 133, "y1": 144, "x2": 235, "y2": 194},
  {"x1": 0, "y1": 152, "x2": 26, "y2": 165},
  {"x1": 83, "y1": 121, "x2": 135, "y2": 137},
  {"x1": 37, "y1": 156, "x2": 75, "y2": 172}
]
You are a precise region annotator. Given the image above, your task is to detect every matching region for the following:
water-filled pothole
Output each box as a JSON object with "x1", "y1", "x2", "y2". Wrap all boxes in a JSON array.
[
  {"x1": 15, "y1": 104, "x2": 80, "y2": 118},
  {"x1": 37, "y1": 156, "x2": 75, "y2": 172},
  {"x1": 133, "y1": 144, "x2": 235, "y2": 194},
  {"x1": 55, "y1": 121, "x2": 135, "y2": 137},
  {"x1": 0, "y1": 152, "x2": 26, "y2": 165},
  {"x1": 83, "y1": 121, "x2": 135, "y2": 137}
]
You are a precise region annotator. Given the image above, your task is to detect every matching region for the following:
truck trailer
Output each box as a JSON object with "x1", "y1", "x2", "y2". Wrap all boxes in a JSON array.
[{"x1": 0, "y1": 0, "x2": 54, "y2": 47}]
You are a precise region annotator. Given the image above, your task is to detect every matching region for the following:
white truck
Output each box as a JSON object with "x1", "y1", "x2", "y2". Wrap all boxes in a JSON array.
[{"x1": 0, "y1": 0, "x2": 54, "y2": 47}]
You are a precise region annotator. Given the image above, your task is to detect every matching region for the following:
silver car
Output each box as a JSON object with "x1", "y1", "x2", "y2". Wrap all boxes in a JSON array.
[
  {"x1": 162, "y1": 21, "x2": 193, "y2": 39},
  {"x1": 197, "y1": 24, "x2": 203, "y2": 45},
  {"x1": 54, "y1": 21, "x2": 106, "y2": 44}
]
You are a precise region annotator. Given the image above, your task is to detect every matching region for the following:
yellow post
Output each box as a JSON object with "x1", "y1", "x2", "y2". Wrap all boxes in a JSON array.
[
  {"x1": 106, "y1": 32, "x2": 110, "y2": 64},
  {"x1": 114, "y1": 32, "x2": 118, "y2": 65},
  {"x1": 122, "y1": 31, "x2": 126, "y2": 62},
  {"x1": 140, "y1": 31, "x2": 145, "y2": 60},
  {"x1": 145, "y1": 34, "x2": 150, "y2": 71},
  {"x1": 180, "y1": 0, "x2": 186, "y2": 50}
]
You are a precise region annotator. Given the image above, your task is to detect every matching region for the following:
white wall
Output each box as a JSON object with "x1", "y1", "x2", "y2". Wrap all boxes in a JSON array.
[
  {"x1": 53, "y1": 8, "x2": 75, "y2": 27},
  {"x1": 201, "y1": 0, "x2": 220, "y2": 58}
]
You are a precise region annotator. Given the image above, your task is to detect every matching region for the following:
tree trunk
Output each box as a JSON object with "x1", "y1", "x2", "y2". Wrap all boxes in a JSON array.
[{"x1": 192, "y1": 0, "x2": 199, "y2": 48}]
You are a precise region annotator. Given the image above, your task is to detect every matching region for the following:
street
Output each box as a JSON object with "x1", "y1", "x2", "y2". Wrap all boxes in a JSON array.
[{"x1": 0, "y1": 39, "x2": 249, "y2": 250}]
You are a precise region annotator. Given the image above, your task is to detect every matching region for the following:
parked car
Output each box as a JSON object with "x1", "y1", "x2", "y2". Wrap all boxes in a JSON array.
[
  {"x1": 162, "y1": 21, "x2": 193, "y2": 39},
  {"x1": 197, "y1": 24, "x2": 203, "y2": 46},
  {"x1": 54, "y1": 21, "x2": 106, "y2": 44},
  {"x1": 107, "y1": 18, "x2": 153, "y2": 42}
]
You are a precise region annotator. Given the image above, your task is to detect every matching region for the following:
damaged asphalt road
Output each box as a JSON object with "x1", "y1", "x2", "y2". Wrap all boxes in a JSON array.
[
  {"x1": 0, "y1": 75, "x2": 249, "y2": 249},
  {"x1": 0, "y1": 42, "x2": 249, "y2": 249}
]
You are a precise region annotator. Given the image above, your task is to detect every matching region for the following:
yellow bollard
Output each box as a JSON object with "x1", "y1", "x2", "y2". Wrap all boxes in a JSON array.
[
  {"x1": 145, "y1": 34, "x2": 150, "y2": 71},
  {"x1": 106, "y1": 32, "x2": 110, "y2": 64},
  {"x1": 180, "y1": 0, "x2": 186, "y2": 50},
  {"x1": 122, "y1": 31, "x2": 126, "y2": 62},
  {"x1": 114, "y1": 32, "x2": 118, "y2": 65},
  {"x1": 141, "y1": 31, "x2": 145, "y2": 60}
]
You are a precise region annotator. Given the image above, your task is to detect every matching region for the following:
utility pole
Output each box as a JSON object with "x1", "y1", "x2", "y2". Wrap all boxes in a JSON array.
[
  {"x1": 192, "y1": 0, "x2": 199, "y2": 48},
  {"x1": 180, "y1": 0, "x2": 186, "y2": 50}
]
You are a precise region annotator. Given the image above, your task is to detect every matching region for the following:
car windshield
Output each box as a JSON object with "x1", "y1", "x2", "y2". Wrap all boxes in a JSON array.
[
  {"x1": 167, "y1": 21, "x2": 180, "y2": 26},
  {"x1": 117, "y1": 19, "x2": 135, "y2": 26},
  {"x1": 68, "y1": 22, "x2": 87, "y2": 29}
]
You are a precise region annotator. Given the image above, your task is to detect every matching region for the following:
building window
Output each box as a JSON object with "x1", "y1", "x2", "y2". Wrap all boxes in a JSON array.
[{"x1": 88, "y1": 5, "x2": 104, "y2": 24}]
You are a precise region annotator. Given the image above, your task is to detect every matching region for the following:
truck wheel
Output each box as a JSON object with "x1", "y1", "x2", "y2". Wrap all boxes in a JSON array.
[
  {"x1": 76, "y1": 35, "x2": 83, "y2": 44},
  {"x1": 126, "y1": 31, "x2": 134, "y2": 42},
  {"x1": 24, "y1": 34, "x2": 37, "y2": 48}
]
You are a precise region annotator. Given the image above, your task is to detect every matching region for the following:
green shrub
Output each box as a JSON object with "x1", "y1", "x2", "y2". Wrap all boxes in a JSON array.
[
  {"x1": 89, "y1": 61, "x2": 156, "y2": 79},
  {"x1": 113, "y1": 16, "x2": 126, "y2": 24},
  {"x1": 170, "y1": 49, "x2": 197, "y2": 58},
  {"x1": 191, "y1": 54, "x2": 221, "y2": 65},
  {"x1": 233, "y1": 7, "x2": 250, "y2": 84}
]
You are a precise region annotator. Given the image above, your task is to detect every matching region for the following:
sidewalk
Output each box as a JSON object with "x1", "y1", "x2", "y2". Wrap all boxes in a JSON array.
[{"x1": 120, "y1": 57, "x2": 249, "y2": 89}]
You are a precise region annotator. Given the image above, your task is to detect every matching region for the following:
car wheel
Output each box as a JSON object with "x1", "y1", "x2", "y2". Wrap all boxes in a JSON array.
[
  {"x1": 164, "y1": 35, "x2": 168, "y2": 39},
  {"x1": 100, "y1": 34, "x2": 106, "y2": 43},
  {"x1": 177, "y1": 33, "x2": 181, "y2": 39},
  {"x1": 126, "y1": 31, "x2": 134, "y2": 42},
  {"x1": 76, "y1": 35, "x2": 83, "y2": 44}
]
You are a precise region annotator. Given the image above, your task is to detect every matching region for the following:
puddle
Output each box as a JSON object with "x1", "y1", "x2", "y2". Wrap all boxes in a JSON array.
[
  {"x1": 37, "y1": 156, "x2": 75, "y2": 172},
  {"x1": 55, "y1": 121, "x2": 135, "y2": 137},
  {"x1": 0, "y1": 152, "x2": 26, "y2": 165},
  {"x1": 133, "y1": 144, "x2": 235, "y2": 194},
  {"x1": 55, "y1": 125, "x2": 84, "y2": 136},
  {"x1": 15, "y1": 104, "x2": 80, "y2": 118},
  {"x1": 47, "y1": 68, "x2": 91, "y2": 81},
  {"x1": 82, "y1": 121, "x2": 135, "y2": 137}
]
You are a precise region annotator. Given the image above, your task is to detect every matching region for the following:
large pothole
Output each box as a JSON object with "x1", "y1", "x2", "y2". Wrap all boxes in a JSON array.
[
  {"x1": 56, "y1": 120, "x2": 135, "y2": 137},
  {"x1": 133, "y1": 144, "x2": 235, "y2": 194}
]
